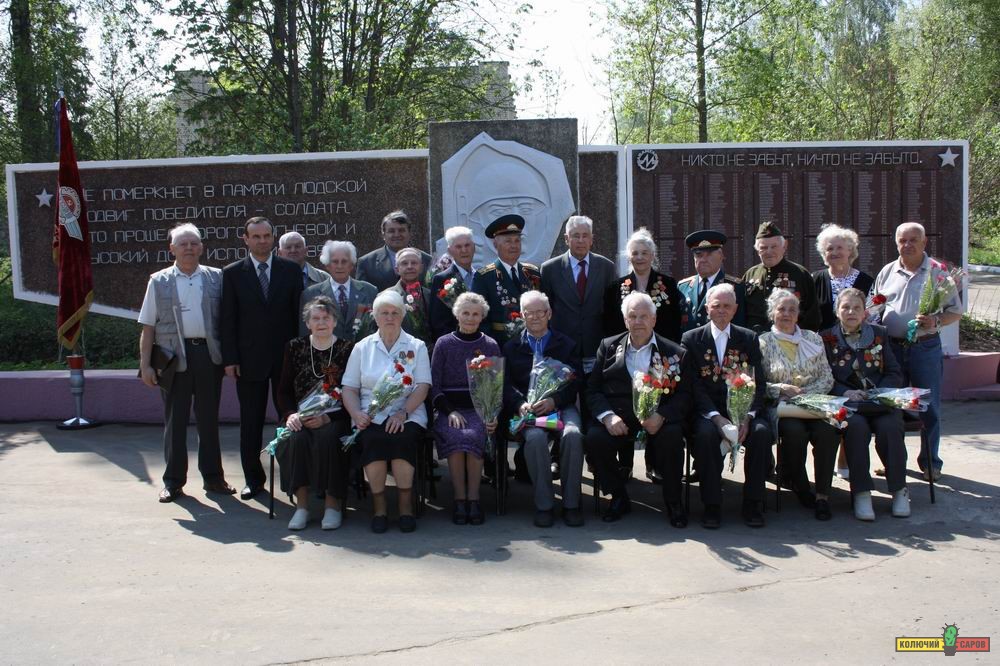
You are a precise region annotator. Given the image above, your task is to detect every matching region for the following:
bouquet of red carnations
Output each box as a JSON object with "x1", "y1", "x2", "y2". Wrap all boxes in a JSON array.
[
  {"x1": 341, "y1": 361, "x2": 414, "y2": 450},
  {"x1": 632, "y1": 353, "x2": 681, "y2": 446},
  {"x1": 467, "y1": 355, "x2": 505, "y2": 458},
  {"x1": 437, "y1": 276, "x2": 466, "y2": 311},
  {"x1": 788, "y1": 393, "x2": 854, "y2": 429},
  {"x1": 723, "y1": 366, "x2": 755, "y2": 473},
  {"x1": 264, "y1": 380, "x2": 342, "y2": 455},
  {"x1": 865, "y1": 387, "x2": 931, "y2": 412}
]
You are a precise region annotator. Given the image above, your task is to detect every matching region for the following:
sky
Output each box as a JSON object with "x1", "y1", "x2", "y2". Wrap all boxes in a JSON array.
[{"x1": 502, "y1": 0, "x2": 614, "y2": 144}]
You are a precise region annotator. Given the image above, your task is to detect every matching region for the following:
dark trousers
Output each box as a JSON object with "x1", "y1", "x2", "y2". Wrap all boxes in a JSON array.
[
  {"x1": 236, "y1": 375, "x2": 279, "y2": 488},
  {"x1": 777, "y1": 417, "x2": 841, "y2": 496},
  {"x1": 585, "y1": 420, "x2": 685, "y2": 504},
  {"x1": 281, "y1": 418, "x2": 351, "y2": 499},
  {"x1": 844, "y1": 412, "x2": 907, "y2": 493},
  {"x1": 691, "y1": 415, "x2": 771, "y2": 505},
  {"x1": 161, "y1": 341, "x2": 224, "y2": 489}
]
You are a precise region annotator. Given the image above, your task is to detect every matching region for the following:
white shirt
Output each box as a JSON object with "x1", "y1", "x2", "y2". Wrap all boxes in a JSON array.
[
  {"x1": 697, "y1": 269, "x2": 722, "y2": 302},
  {"x1": 342, "y1": 329, "x2": 432, "y2": 427},
  {"x1": 497, "y1": 259, "x2": 520, "y2": 282},
  {"x1": 704, "y1": 322, "x2": 754, "y2": 420},
  {"x1": 596, "y1": 335, "x2": 654, "y2": 423},
  {"x1": 570, "y1": 252, "x2": 591, "y2": 281},
  {"x1": 137, "y1": 264, "x2": 207, "y2": 339},
  {"x1": 251, "y1": 254, "x2": 273, "y2": 275}
]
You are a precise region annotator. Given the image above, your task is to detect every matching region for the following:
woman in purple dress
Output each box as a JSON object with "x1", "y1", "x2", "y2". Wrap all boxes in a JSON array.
[{"x1": 431, "y1": 292, "x2": 501, "y2": 525}]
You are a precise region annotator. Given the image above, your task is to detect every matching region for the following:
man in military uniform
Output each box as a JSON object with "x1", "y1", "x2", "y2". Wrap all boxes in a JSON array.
[
  {"x1": 678, "y1": 230, "x2": 746, "y2": 333},
  {"x1": 471, "y1": 214, "x2": 541, "y2": 349},
  {"x1": 742, "y1": 221, "x2": 821, "y2": 333}
]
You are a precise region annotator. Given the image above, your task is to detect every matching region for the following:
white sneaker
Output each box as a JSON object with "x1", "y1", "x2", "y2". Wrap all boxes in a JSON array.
[
  {"x1": 853, "y1": 491, "x2": 875, "y2": 522},
  {"x1": 288, "y1": 508, "x2": 309, "y2": 530},
  {"x1": 321, "y1": 507, "x2": 343, "y2": 530},
  {"x1": 836, "y1": 467, "x2": 850, "y2": 480},
  {"x1": 892, "y1": 488, "x2": 911, "y2": 518}
]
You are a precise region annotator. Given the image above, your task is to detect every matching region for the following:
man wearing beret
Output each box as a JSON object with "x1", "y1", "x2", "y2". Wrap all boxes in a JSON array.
[
  {"x1": 678, "y1": 229, "x2": 746, "y2": 333},
  {"x1": 471, "y1": 214, "x2": 542, "y2": 349},
  {"x1": 742, "y1": 221, "x2": 821, "y2": 333}
]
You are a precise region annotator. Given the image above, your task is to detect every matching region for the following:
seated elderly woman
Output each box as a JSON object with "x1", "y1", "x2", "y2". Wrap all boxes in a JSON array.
[
  {"x1": 430, "y1": 292, "x2": 501, "y2": 526},
  {"x1": 821, "y1": 287, "x2": 909, "y2": 521},
  {"x1": 276, "y1": 296, "x2": 355, "y2": 531},
  {"x1": 342, "y1": 289, "x2": 431, "y2": 534},
  {"x1": 759, "y1": 288, "x2": 839, "y2": 520}
]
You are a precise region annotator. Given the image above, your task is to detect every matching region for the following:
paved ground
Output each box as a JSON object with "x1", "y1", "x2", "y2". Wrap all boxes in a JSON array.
[
  {"x1": 968, "y1": 272, "x2": 1000, "y2": 323},
  {"x1": 2, "y1": 402, "x2": 998, "y2": 664}
]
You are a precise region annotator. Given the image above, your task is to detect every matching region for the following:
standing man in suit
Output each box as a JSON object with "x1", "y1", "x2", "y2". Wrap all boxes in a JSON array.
[
  {"x1": 584, "y1": 292, "x2": 692, "y2": 525},
  {"x1": 355, "y1": 210, "x2": 431, "y2": 291},
  {"x1": 222, "y1": 217, "x2": 303, "y2": 499},
  {"x1": 503, "y1": 290, "x2": 585, "y2": 527},
  {"x1": 681, "y1": 283, "x2": 771, "y2": 528},
  {"x1": 541, "y1": 215, "x2": 616, "y2": 375},
  {"x1": 743, "y1": 221, "x2": 821, "y2": 333},
  {"x1": 300, "y1": 240, "x2": 377, "y2": 339},
  {"x1": 139, "y1": 223, "x2": 235, "y2": 503},
  {"x1": 429, "y1": 226, "x2": 478, "y2": 345},
  {"x1": 277, "y1": 231, "x2": 327, "y2": 288},
  {"x1": 388, "y1": 247, "x2": 433, "y2": 344},
  {"x1": 678, "y1": 230, "x2": 746, "y2": 333},
  {"x1": 472, "y1": 214, "x2": 541, "y2": 349}
]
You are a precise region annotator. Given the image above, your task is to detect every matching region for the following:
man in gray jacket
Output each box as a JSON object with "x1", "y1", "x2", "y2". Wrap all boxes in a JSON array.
[
  {"x1": 139, "y1": 223, "x2": 235, "y2": 503},
  {"x1": 300, "y1": 240, "x2": 377, "y2": 339}
]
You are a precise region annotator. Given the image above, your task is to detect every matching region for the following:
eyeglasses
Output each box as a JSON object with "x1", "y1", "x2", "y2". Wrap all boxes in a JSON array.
[{"x1": 521, "y1": 309, "x2": 549, "y2": 318}]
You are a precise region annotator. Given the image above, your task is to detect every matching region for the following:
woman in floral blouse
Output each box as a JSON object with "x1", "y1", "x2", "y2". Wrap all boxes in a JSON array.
[
  {"x1": 821, "y1": 288, "x2": 909, "y2": 522},
  {"x1": 759, "y1": 289, "x2": 838, "y2": 520},
  {"x1": 603, "y1": 227, "x2": 684, "y2": 343}
]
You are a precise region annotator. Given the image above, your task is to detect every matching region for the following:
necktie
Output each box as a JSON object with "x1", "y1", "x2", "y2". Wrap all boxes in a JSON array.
[
  {"x1": 302, "y1": 268, "x2": 309, "y2": 288},
  {"x1": 576, "y1": 259, "x2": 588, "y2": 302},
  {"x1": 698, "y1": 277, "x2": 708, "y2": 308},
  {"x1": 510, "y1": 265, "x2": 518, "y2": 286},
  {"x1": 338, "y1": 284, "x2": 348, "y2": 319},
  {"x1": 257, "y1": 262, "x2": 269, "y2": 299}
]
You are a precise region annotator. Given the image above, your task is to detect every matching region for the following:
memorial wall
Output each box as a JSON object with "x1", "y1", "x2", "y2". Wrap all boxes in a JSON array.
[
  {"x1": 630, "y1": 143, "x2": 965, "y2": 278},
  {"x1": 7, "y1": 137, "x2": 965, "y2": 321}
]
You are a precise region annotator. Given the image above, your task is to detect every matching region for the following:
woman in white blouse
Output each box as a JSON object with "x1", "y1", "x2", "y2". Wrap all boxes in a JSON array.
[{"x1": 342, "y1": 290, "x2": 431, "y2": 533}]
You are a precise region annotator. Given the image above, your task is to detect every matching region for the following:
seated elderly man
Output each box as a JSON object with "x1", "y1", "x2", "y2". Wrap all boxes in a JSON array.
[
  {"x1": 300, "y1": 240, "x2": 377, "y2": 339},
  {"x1": 681, "y1": 283, "x2": 772, "y2": 529},
  {"x1": 584, "y1": 292, "x2": 692, "y2": 526},
  {"x1": 502, "y1": 290, "x2": 585, "y2": 528}
]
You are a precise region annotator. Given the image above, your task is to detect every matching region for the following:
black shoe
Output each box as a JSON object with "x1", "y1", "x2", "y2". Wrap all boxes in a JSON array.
[
  {"x1": 815, "y1": 498, "x2": 832, "y2": 521},
  {"x1": 203, "y1": 480, "x2": 237, "y2": 495},
  {"x1": 602, "y1": 493, "x2": 632, "y2": 522},
  {"x1": 158, "y1": 486, "x2": 183, "y2": 503},
  {"x1": 534, "y1": 509, "x2": 554, "y2": 528},
  {"x1": 467, "y1": 501, "x2": 484, "y2": 526},
  {"x1": 666, "y1": 501, "x2": 688, "y2": 528},
  {"x1": 646, "y1": 469, "x2": 663, "y2": 485},
  {"x1": 399, "y1": 514, "x2": 417, "y2": 533},
  {"x1": 618, "y1": 466, "x2": 634, "y2": 482},
  {"x1": 701, "y1": 504, "x2": 721, "y2": 529},
  {"x1": 795, "y1": 487, "x2": 817, "y2": 509},
  {"x1": 240, "y1": 485, "x2": 262, "y2": 500},
  {"x1": 562, "y1": 507, "x2": 584, "y2": 527},
  {"x1": 742, "y1": 500, "x2": 765, "y2": 528},
  {"x1": 371, "y1": 514, "x2": 389, "y2": 534},
  {"x1": 452, "y1": 500, "x2": 468, "y2": 525}
]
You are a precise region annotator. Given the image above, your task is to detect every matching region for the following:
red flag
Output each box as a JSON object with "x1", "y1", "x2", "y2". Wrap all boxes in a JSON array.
[{"x1": 53, "y1": 97, "x2": 94, "y2": 350}]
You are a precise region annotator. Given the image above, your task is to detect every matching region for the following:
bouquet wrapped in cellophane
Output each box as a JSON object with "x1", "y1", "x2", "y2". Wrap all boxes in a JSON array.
[
  {"x1": 907, "y1": 259, "x2": 965, "y2": 342},
  {"x1": 341, "y1": 361, "x2": 414, "y2": 450},
  {"x1": 865, "y1": 387, "x2": 931, "y2": 412},
  {"x1": 723, "y1": 365, "x2": 755, "y2": 473},
  {"x1": 467, "y1": 355, "x2": 505, "y2": 458},
  {"x1": 788, "y1": 393, "x2": 853, "y2": 429},
  {"x1": 632, "y1": 353, "x2": 682, "y2": 446},
  {"x1": 263, "y1": 380, "x2": 342, "y2": 455},
  {"x1": 508, "y1": 357, "x2": 575, "y2": 435}
]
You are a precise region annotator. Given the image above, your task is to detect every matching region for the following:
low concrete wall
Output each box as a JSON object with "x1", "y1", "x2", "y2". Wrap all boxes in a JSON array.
[
  {"x1": 0, "y1": 369, "x2": 277, "y2": 424},
  {"x1": 941, "y1": 352, "x2": 1000, "y2": 400}
]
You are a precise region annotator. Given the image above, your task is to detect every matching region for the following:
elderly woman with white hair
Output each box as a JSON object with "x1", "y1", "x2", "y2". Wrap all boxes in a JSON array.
[
  {"x1": 812, "y1": 224, "x2": 875, "y2": 331},
  {"x1": 429, "y1": 225, "x2": 479, "y2": 344},
  {"x1": 604, "y1": 227, "x2": 684, "y2": 343},
  {"x1": 758, "y1": 288, "x2": 839, "y2": 520},
  {"x1": 341, "y1": 289, "x2": 432, "y2": 533},
  {"x1": 430, "y1": 291, "x2": 501, "y2": 525}
]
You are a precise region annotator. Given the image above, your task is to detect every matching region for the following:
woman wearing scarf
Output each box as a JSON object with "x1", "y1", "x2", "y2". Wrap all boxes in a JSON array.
[
  {"x1": 821, "y1": 288, "x2": 909, "y2": 522},
  {"x1": 759, "y1": 289, "x2": 838, "y2": 520}
]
